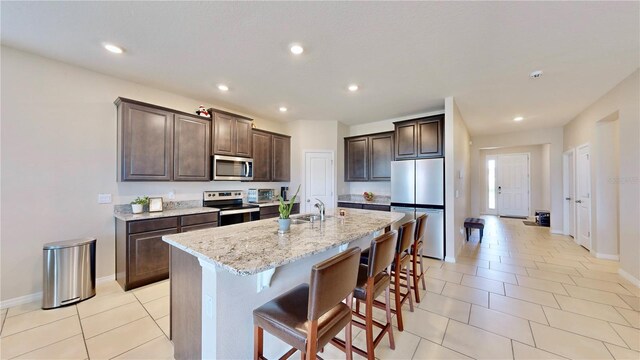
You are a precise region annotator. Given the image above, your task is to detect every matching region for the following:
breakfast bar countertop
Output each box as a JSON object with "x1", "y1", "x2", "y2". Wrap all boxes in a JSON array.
[{"x1": 162, "y1": 208, "x2": 403, "y2": 276}]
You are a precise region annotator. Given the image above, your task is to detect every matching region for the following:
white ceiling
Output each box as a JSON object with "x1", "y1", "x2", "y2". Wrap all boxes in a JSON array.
[{"x1": 1, "y1": 2, "x2": 638, "y2": 135}]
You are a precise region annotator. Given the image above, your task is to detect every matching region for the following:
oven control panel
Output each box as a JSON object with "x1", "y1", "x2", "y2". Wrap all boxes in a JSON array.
[{"x1": 203, "y1": 191, "x2": 244, "y2": 200}]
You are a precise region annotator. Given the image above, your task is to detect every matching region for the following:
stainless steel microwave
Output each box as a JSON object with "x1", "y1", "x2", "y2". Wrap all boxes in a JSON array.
[{"x1": 212, "y1": 155, "x2": 253, "y2": 181}]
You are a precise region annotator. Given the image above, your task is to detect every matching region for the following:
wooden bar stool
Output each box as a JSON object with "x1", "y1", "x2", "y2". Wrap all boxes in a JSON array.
[
  {"x1": 345, "y1": 231, "x2": 398, "y2": 360},
  {"x1": 360, "y1": 220, "x2": 416, "y2": 331},
  {"x1": 410, "y1": 214, "x2": 428, "y2": 303},
  {"x1": 253, "y1": 247, "x2": 361, "y2": 360}
]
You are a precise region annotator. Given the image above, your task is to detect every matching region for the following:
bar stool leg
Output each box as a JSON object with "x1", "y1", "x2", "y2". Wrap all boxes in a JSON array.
[
  {"x1": 305, "y1": 320, "x2": 318, "y2": 360},
  {"x1": 384, "y1": 286, "x2": 395, "y2": 350},
  {"x1": 365, "y1": 279, "x2": 375, "y2": 360},
  {"x1": 393, "y1": 267, "x2": 404, "y2": 331},
  {"x1": 412, "y1": 252, "x2": 421, "y2": 303},
  {"x1": 419, "y1": 248, "x2": 426, "y2": 290},
  {"x1": 345, "y1": 294, "x2": 354, "y2": 360},
  {"x1": 254, "y1": 326, "x2": 263, "y2": 360},
  {"x1": 406, "y1": 264, "x2": 414, "y2": 311}
]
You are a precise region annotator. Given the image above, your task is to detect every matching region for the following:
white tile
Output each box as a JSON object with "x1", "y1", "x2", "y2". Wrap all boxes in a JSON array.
[
  {"x1": 616, "y1": 307, "x2": 640, "y2": 328},
  {"x1": 13, "y1": 334, "x2": 87, "y2": 359},
  {"x1": 76, "y1": 291, "x2": 137, "y2": 319},
  {"x1": 142, "y1": 295, "x2": 170, "y2": 320},
  {"x1": 620, "y1": 294, "x2": 640, "y2": 311},
  {"x1": 604, "y1": 343, "x2": 640, "y2": 360},
  {"x1": 469, "y1": 305, "x2": 534, "y2": 345},
  {"x1": 571, "y1": 276, "x2": 634, "y2": 295},
  {"x1": 85, "y1": 317, "x2": 163, "y2": 359},
  {"x1": 504, "y1": 283, "x2": 559, "y2": 308},
  {"x1": 81, "y1": 301, "x2": 148, "y2": 339},
  {"x1": 133, "y1": 280, "x2": 170, "y2": 304},
  {"x1": 402, "y1": 308, "x2": 450, "y2": 344},
  {"x1": 516, "y1": 275, "x2": 568, "y2": 295},
  {"x1": 114, "y1": 335, "x2": 174, "y2": 359},
  {"x1": 489, "y1": 261, "x2": 529, "y2": 275},
  {"x1": 426, "y1": 268, "x2": 463, "y2": 283},
  {"x1": 554, "y1": 294, "x2": 629, "y2": 325},
  {"x1": 476, "y1": 267, "x2": 518, "y2": 284},
  {"x1": 354, "y1": 325, "x2": 420, "y2": 360},
  {"x1": 564, "y1": 284, "x2": 631, "y2": 309},
  {"x1": 424, "y1": 277, "x2": 447, "y2": 295},
  {"x1": 441, "y1": 283, "x2": 488, "y2": 307},
  {"x1": 156, "y1": 315, "x2": 170, "y2": 337},
  {"x1": 461, "y1": 274, "x2": 504, "y2": 295},
  {"x1": 5, "y1": 301, "x2": 42, "y2": 318},
  {"x1": 442, "y1": 262, "x2": 477, "y2": 275},
  {"x1": 512, "y1": 341, "x2": 564, "y2": 360},
  {"x1": 412, "y1": 339, "x2": 471, "y2": 359},
  {"x1": 442, "y1": 320, "x2": 512, "y2": 360},
  {"x1": 530, "y1": 322, "x2": 613, "y2": 359},
  {"x1": 525, "y1": 269, "x2": 576, "y2": 285},
  {"x1": 0, "y1": 316, "x2": 82, "y2": 359},
  {"x1": 610, "y1": 323, "x2": 640, "y2": 351},
  {"x1": 543, "y1": 306, "x2": 626, "y2": 346},
  {"x1": 418, "y1": 291, "x2": 471, "y2": 323},
  {"x1": 489, "y1": 293, "x2": 548, "y2": 324},
  {"x1": 535, "y1": 262, "x2": 582, "y2": 276},
  {"x1": 1, "y1": 305, "x2": 77, "y2": 337}
]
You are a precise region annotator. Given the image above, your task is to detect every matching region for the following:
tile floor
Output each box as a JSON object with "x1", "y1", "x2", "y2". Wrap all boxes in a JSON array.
[{"x1": 1, "y1": 216, "x2": 639, "y2": 359}]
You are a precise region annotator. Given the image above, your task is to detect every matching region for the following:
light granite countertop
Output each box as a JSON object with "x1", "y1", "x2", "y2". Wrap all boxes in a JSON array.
[
  {"x1": 162, "y1": 208, "x2": 403, "y2": 275},
  {"x1": 114, "y1": 207, "x2": 219, "y2": 222},
  {"x1": 338, "y1": 194, "x2": 391, "y2": 206}
]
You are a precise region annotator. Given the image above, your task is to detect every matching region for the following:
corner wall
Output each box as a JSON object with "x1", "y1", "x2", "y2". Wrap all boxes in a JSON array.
[
  {"x1": 563, "y1": 69, "x2": 639, "y2": 283},
  {"x1": 0, "y1": 46, "x2": 288, "y2": 302},
  {"x1": 444, "y1": 97, "x2": 470, "y2": 261}
]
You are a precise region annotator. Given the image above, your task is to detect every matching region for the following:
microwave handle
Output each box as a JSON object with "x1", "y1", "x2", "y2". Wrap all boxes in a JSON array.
[{"x1": 244, "y1": 162, "x2": 249, "y2": 177}]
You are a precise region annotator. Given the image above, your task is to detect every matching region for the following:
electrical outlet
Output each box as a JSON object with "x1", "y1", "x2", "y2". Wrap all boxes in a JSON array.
[
  {"x1": 459, "y1": 227, "x2": 465, "y2": 235},
  {"x1": 167, "y1": 191, "x2": 175, "y2": 200},
  {"x1": 97, "y1": 193, "x2": 112, "y2": 204}
]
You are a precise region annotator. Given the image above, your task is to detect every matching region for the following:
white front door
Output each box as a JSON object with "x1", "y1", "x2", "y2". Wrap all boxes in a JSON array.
[
  {"x1": 497, "y1": 154, "x2": 530, "y2": 217},
  {"x1": 563, "y1": 149, "x2": 576, "y2": 237},
  {"x1": 576, "y1": 144, "x2": 591, "y2": 250},
  {"x1": 304, "y1": 152, "x2": 334, "y2": 213}
]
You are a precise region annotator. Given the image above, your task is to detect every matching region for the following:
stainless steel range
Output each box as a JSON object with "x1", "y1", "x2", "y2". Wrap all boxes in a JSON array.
[{"x1": 203, "y1": 191, "x2": 260, "y2": 226}]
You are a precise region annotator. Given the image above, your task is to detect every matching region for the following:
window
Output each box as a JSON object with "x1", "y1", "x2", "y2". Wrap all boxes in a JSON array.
[{"x1": 487, "y1": 158, "x2": 496, "y2": 210}]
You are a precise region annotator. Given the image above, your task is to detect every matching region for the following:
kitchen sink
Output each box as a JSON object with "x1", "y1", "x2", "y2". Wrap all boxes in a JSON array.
[{"x1": 289, "y1": 214, "x2": 332, "y2": 223}]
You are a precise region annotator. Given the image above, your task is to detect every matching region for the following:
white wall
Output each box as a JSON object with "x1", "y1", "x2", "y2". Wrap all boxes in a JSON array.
[
  {"x1": 444, "y1": 97, "x2": 470, "y2": 261},
  {"x1": 477, "y1": 145, "x2": 549, "y2": 216},
  {"x1": 470, "y1": 127, "x2": 564, "y2": 232},
  {"x1": 0, "y1": 46, "x2": 289, "y2": 302},
  {"x1": 563, "y1": 69, "x2": 639, "y2": 282}
]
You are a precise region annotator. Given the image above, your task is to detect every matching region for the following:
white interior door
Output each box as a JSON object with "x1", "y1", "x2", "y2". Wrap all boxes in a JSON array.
[
  {"x1": 497, "y1": 154, "x2": 530, "y2": 217},
  {"x1": 576, "y1": 144, "x2": 591, "y2": 250},
  {"x1": 304, "y1": 152, "x2": 334, "y2": 213},
  {"x1": 563, "y1": 149, "x2": 576, "y2": 237}
]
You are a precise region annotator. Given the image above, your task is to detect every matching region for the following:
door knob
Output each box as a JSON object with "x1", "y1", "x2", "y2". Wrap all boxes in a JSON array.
[
  {"x1": 565, "y1": 197, "x2": 571, "y2": 201},
  {"x1": 306, "y1": 199, "x2": 310, "y2": 203},
  {"x1": 575, "y1": 200, "x2": 582, "y2": 203}
]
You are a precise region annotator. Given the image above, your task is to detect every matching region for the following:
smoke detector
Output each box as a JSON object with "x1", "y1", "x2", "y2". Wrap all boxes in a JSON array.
[{"x1": 529, "y1": 70, "x2": 543, "y2": 79}]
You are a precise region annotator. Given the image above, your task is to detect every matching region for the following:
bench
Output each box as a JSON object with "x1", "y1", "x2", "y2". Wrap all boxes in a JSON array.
[{"x1": 464, "y1": 218, "x2": 485, "y2": 243}]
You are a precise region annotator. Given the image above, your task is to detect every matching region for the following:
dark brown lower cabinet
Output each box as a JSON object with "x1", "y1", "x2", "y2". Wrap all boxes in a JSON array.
[
  {"x1": 337, "y1": 202, "x2": 390, "y2": 212},
  {"x1": 259, "y1": 203, "x2": 300, "y2": 219},
  {"x1": 116, "y1": 212, "x2": 218, "y2": 291}
]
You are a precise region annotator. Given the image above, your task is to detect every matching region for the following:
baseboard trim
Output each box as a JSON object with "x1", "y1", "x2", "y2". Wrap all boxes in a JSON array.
[
  {"x1": 1, "y1": 274, "x2": 116, "y2": 310},
  {"x1": 550, "y1": 229, "x2": 564, "y2": 235},
  {"x1": 595, "y1": 253, "x2": 620, "y2": 261},
  {"x1": 444, "y1": 256, "x2": 456, "y2": 263},
  {"x1": 618, "y1": 269, "x2": 640, "y2": 288}
]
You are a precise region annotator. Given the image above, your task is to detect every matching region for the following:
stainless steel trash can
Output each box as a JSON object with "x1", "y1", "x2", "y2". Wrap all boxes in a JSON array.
[{"x1": 42, "y1": 238, "x2": 96, "y2": 309}]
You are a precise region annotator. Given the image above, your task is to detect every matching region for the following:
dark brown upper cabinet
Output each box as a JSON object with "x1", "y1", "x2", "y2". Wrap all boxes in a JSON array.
[
  {"x1": 345, "y1": 132, "x2": 394, "y2": 182},
  {"x1": 272, "y1": 134, "x2": 291, "y2": 182},
  {"x1": 394, "y1": 114, "x2": 443, "y2": 159},
  {"x1": 251, "y1": 130, "x2": 273, "y2": 182},
  {"x1": 369, "y1": 133, "x2": 394, "y2": 181},
  {"x1": 211, "y1": 112, "x2": 253, "y2": 157},
  {"x1": 119, "y1": 102, "x2": 174, "y2": 181},
  {"x1": 345, "y1": 136, "x2": 369, "y2": 181},
  {"x1": 174, "y1": 114, "x2": 211, "y2": 181},
  {"x1": 116, "y1": 98, "x2": 212, "y2": 182}
]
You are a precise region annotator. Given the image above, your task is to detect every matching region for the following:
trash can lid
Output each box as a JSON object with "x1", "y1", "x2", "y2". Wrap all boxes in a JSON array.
[{"x1": 43, "y1": 237, "x2": 96, "y2": 250}]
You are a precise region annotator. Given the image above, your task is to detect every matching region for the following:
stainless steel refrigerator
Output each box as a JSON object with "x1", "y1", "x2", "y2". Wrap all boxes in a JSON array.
[{"x1": 391, "y1": 158, "x2": 445, "y2": 259}]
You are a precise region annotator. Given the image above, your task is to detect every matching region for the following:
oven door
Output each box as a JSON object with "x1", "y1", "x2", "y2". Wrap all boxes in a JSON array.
[
  {"x1": 213, "y1": 155, "x2": 254, "y2": 181},
  {"x1": 219, "y1": 209, "x2": 260, "y2": 226}
]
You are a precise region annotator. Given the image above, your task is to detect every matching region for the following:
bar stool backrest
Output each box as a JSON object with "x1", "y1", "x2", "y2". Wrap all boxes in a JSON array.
[
  {"x1": 415, "y1": 214, "x2": 429, "y2": 243},
  {"x1": 366, "y1": 231, "x2": 398, "y2": 278},
  {"x1": 397, "y1": 220, "x2": 416, "y2": 255},
  {"x1": 308, "y1": 247, "x2": 361, "y2": 321}
]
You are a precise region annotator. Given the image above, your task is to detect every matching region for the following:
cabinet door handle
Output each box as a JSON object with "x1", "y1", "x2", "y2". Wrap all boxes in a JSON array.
[{"x1": 575, "y1": 200, "x2": 582, "y2": 204}]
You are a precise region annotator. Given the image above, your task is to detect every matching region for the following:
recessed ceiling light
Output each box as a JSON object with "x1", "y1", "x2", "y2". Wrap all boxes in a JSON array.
[
  {"x1": 529, "y1": 70, "x2": 543, "y2": 79},
  {"x1": 217, "y1": 84, "x2": 229, "y2": 92},
  {"x1": 348, "y1": 84, "x2": 359, "y2": 92},
  {"x1": 103, "y1": 43, "x2": 123, "y2": 54},
  {"x1": 290, "y1": 44, "x2": 304, "y2": 55},
  {"x1": 279, "y1": 107, "x2": 288, "y2": 112},
  {"x1": 513, "y1": 116, "x2": 524, "y2": 122}
]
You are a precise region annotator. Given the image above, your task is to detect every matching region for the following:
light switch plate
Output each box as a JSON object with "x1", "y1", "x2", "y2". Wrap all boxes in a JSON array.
[{"x1": 98, "y1": 193, "x2": 112, "y2": 204}]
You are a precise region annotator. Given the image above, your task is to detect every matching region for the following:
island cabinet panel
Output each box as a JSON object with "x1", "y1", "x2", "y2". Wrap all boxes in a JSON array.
[
  {"x1": 369, "y1": 133, "x2": 394, "y2": 181},
  {"x1": 345, "y1": 136, "x2": 369, "y2": 181},
  {"x1": 362, "y1": 204, "x2": 391, "y2": 212},
  {"x1": 251, "y1": 130, "x2": 273, "y2": 182},
  {"x1": 272, "y1": 134, "x2": 291, "y2": 181},
  {"x1": 337, "y1": 202, "x2": 363, "y2": 209},
  {"x1": 170, "y1": 247, "x2": 202, "y2": 360},
  {"x1": 173, "y1": 114, "x2": 211, "y2": 181},
  {"x1": 212, "y1": 113, "x2": 235, "y2": 156},
  {"x1": 394, "y1": 114, "x2": 443, "y2": 159},
  {"x1": 120, "y1": 102, "x2": 174, "y2": 181},
  {"x1": 116, "y1": 213, "x2": 218, "y2": 291},
  {"x1": 128, "y1": 228, "x2": 175, "y2": 288}
]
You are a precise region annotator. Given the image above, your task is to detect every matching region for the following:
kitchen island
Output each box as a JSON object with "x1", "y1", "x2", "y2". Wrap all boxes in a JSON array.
[{"x1": 163, "y1": 208, "x2": 403, "y2": 360}]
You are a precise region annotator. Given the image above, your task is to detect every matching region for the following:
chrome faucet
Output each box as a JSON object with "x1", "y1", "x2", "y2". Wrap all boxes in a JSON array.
[{"x1": 314, "y1": 198, "x2": 326, "y2": 221}]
